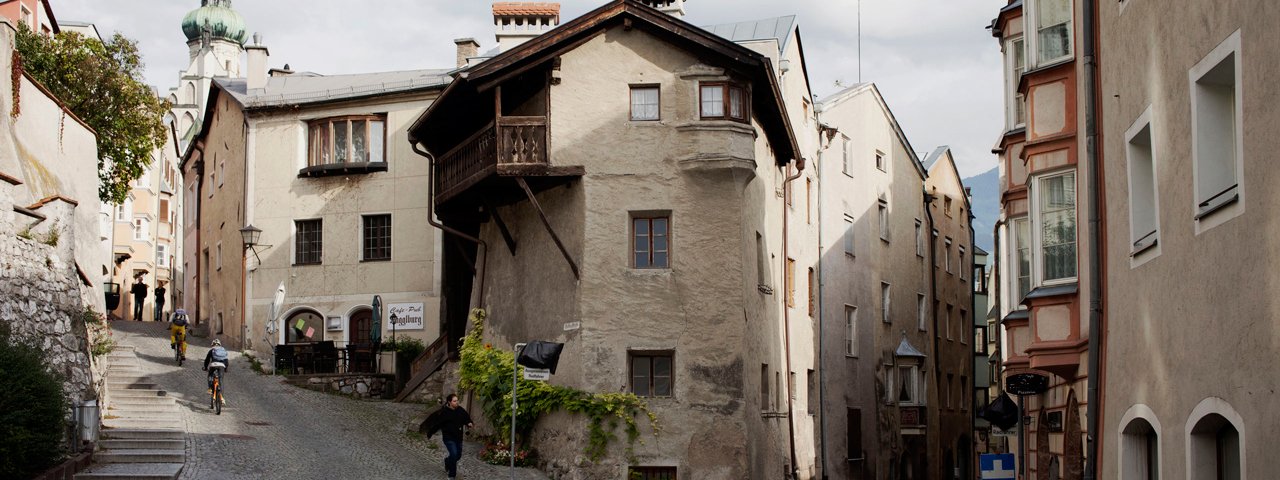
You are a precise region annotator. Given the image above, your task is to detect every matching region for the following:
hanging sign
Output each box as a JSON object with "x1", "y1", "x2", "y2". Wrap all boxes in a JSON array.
[{"x1": 387, "y1": 303, "x2": 425, "y2": 330}]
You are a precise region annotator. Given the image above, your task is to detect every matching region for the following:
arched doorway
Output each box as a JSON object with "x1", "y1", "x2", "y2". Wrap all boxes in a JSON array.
[
  {"x1": 349, "y1": 309, "x2": 373, "y2": 346},
  {"x1": 285, "y1": 309, "x2": 322, "y2": 344}
]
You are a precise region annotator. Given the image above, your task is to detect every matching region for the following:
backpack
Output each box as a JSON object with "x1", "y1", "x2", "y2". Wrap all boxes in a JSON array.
[
  {"x1": 171, "y1": 315, "x2": 188, "y2": 327},
  {"x1": 210, "y1": 346, "x2": 228, "y2": 362}
]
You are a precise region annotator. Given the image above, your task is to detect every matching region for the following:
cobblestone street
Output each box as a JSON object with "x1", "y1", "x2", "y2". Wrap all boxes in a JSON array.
[{"x1": 108, "y1": 321, "x2": 547, "y2": 480}]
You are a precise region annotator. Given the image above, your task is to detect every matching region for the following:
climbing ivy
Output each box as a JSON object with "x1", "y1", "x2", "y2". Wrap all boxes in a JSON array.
[{"x1": 458, "y1": 309, "x2": 660, "y2": 462}]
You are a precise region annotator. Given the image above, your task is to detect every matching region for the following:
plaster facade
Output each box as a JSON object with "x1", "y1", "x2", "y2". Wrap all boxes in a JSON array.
[{"x1": 1098, "y1": 1, "x2": 1280, "y2": 478}]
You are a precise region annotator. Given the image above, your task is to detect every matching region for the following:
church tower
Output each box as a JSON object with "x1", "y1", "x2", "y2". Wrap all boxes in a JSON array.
[{"x1": 168, "y1": 0, "x2": 247, "y2": 145}]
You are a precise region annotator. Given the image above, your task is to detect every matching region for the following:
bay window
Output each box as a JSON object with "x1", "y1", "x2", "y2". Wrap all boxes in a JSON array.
[
  {"x1": 1035, "y1": 171, "x2": 1077, "y2": 284},
  {"x1": 700, "y1": 83, "x2": 749, "y2": 122},
  {"x1": 308, "y1": 115, "x2": 386, "y2": 166},
  {"x1": 1030, "y1": 0, "x2": 1073, "y2": 66},
  {"x1": 1005, "y1": 36, "x2": 1027, "y2": 128},
  {"x1": 1012, "y1": 217, "x2": 1031, "y2": 303}
]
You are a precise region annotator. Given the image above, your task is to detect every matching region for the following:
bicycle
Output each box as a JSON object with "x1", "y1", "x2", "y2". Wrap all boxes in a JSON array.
[
  {"x1": 173, "y1": 330, "x2": 186, "y2": 366},
  {"x1": 208, "y1": 361, "x2": 225, "y2": 415}
]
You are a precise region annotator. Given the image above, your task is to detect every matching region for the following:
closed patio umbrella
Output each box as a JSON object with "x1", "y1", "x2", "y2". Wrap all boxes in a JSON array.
[{"x1": 371, "y1": 295, "x2": 382, "y2": 346}]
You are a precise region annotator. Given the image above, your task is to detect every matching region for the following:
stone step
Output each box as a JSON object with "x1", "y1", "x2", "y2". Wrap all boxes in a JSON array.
[
  {"x1": 108, "y1": 399, "x2": 176, "y2": 409},
  {"x1": 106, "y1": 375, "x2": 152, "y2": 383},
  {"x1": 95, "y1": 449, "x2": 184, "y2": 464},
  {"x1": 100, "y1": 429, "x2": 183, "y2": 440},
  {"x1": 108, "y1": 381, "x2": 160, "y2": 390},
  {"x1": 103, "y1": 419, "x2": 182, "y2": 430},
  {"x1": 107, "y1": 405, "x2": 179, "y2": 414},
  {"x1": 98, "y1": 439, "x2": 184, "y2": 450},
  {"x1": 109, "y1": 390, "x2": 171, "y2": 399},
  {"x1": 110, "y1": 411, "x2": 180, "y2": 421},
  {"x1": 74, "y1": 462, "x2": 182, "y2": 480}
]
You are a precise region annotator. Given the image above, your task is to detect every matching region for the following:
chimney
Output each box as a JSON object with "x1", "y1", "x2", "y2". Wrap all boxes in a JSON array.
[
  {"x1": 245, "y1": 32, "x2": 269, "y2": 90},
  {"x1": 493, "y1": 2, "x2": 560, "y2": 53},
  {"x1": 454, "y1": 38, "x2": 480, "y2": 67},
  {"x1": 640, "y1": 0, "x2": 687, "y2": 18}
]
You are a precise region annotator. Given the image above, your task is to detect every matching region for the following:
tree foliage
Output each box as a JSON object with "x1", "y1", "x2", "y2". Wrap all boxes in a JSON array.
[
  {"x1": 15, "y1": 25, "x2": 170, "y2": 204},
  {"x1": 0, "y1": 323, "x2": 68, "y2": 478}
]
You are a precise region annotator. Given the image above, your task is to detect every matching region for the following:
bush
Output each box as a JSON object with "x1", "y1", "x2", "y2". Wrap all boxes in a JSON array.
[
  {"x1": 478, "y1": 437, "x2": 538, "y2": 467},
  {"x1": 0, "y1": 325, "x2": 68, "y2": 478},
  {"x1": 385, "y1": 337, "x2": 427, "y2": 361}
]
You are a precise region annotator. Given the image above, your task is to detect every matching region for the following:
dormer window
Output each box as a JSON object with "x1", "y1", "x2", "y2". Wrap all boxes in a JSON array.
[
  {"x1": 700, "y1": 83, "x2": 749, "y2": 122},
  {"x1": 301, "y1": 115, "x2": 388, "y2": 177}
]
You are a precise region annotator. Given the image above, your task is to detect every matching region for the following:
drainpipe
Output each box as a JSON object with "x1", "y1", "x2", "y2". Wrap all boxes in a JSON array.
[
  {"x1": 923, "y1": 188, "x2": 939, "y2": 474},
  {"x1": 1082, "y1": 0, "x2": 1103, "y2": 477},
  {"x1": 782, "y1": 161, "x2": 804, "y2": 480},
  {"x1": 409, "y1": 141, "x2": 488, "y2": 308},
  {"x1": 814, "y1": 124, "x2": 835, "y2": 480},
  {"x1": 990, "y1": 219, "x2": 1005, "y2": 397},
  {"x1": 190, "y1": 143, "x2": 205, "y2": 330},
  {"x1": 967, "y1": 209, "x2": 977, "y2": 478}
]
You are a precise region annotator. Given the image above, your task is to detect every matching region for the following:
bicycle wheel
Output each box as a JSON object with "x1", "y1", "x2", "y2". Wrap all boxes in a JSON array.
[
  {"x1": 214, "y1": 380, "x2": 222, "y2": 415},
  {"x1": 210, "y1": 376, "x2": 217, "y2": 410},
  {"x1": 176, "y1": 338, "x2": 183, "y2": 366}
]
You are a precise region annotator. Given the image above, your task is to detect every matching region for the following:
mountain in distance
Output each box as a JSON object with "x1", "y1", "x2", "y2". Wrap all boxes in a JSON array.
[{"x1": 963, "y1": 166, "x2": 999, "y2": 253}]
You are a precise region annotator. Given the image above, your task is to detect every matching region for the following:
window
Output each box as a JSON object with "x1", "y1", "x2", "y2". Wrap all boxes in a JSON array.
[
  {"x1": 133, "y1": 218, "x2": 147, "y2": 241},
  {"x1": 959, "y1": 247, "x2": 967, "y2": 280},
  {"x1": 202, "y1": 249, "x2": 209, "y2": 286},
  {"x1": 878, "y1": 198, "x2": 890, "y2": 242},
  {"x1": 807, "y1": 267, "x2": 815, "y2": 317},
  {"x1": 761, "y1": 364, "x2": 770, "y2": 411},
  {"x1": 776, "y1": 372, "x2": 783, "y2": 413},
  {"x1": 944, "y1": 196, "x2": 953, "y2": 217},
  {"x1": 629, "y1": 467, "x2": 677, "y2": 480},
  {"x1": 756, "y1": 232, "x2": 769, "y2": 288},
  {"x1": 786, "y1": 258, "x2": 796, "y2": 308},
  {"x1": 960, "y1": 375, "x2": 968, "y2": 410},
  {"x1": 1036, "y1": 172, "x2": 1078, "y2": 283},
  {"x1": 218, "y1": 160, "x2": 225, "y2": 187},
  {"x1": 789, "y1": 371, "x2": 796, "y2": 401},
  {"x1": 880, "y1": 283, "x2": 891, "y2": 323},
  {"x1": 699, "y1": 83, "x2": 749, "y2": 122},
  {"x1": 295, "y1": 219, "x2": 323, "y2": 265},
  {"x1": 842, "y1": 135, "x2": 853, "y2": 176},
  {"x1": 845, "y1": 306, "x2": 858, "y2": 357},
  {"x1": 308, "y1": 115, "x2": 387, "y2": 166},
  {"x1": 629, "y1": 352, "x2": 673, "y2": 397},
  {"x1": 946, "y1": 304, "x2": 954, "y2": 341},
  {"x1": 807, "y1": 370, "x2": 816, "y2": 414},
  {"x1": 875, "y1": 150, "x2": 886, "y2": 172},
  {"x1": 1190, "y1": 413, "x2": 1240, "y2": 480},
  {"x1": 934, "y1": 301, "x2": 942, "y2": 339},
  {"x1": 945, "y1": 237, "x2": 953, "y2": 274},
  {"x1": 215, "y1": 242, "x2": 222, "y2": 271},
  {"x1": 960, "y1": 310, "x2": 968, "y2": 344},
  {"x1": 917, "y1": 294, "x2": 927, "y2": 331},
  {"x1": 207, "y1": 169, "x2": 215, "y2": 197},
  {"x1": 157, "y1": 244, "x2": 169, "y2": 268},
  {"x1": 362, "y1": 214, "x2": 392, "y2": 261},
  {"x1": 1122, "y1": 418, "x2": 1159, "y2": 480},
  {"x1": 933, "y1": 230, "x2": 940, "y2": 267},
  {"x1": 1190, "y1": 30, "x2": 1242, "y2": 226},
  {"x1": 844, "y1": 215, "x2": 855, "y2": 256},
  {"x1": 847, "y1": 408, "x2": 864, "y2": 461},
  {"x1": 897, "y1": 365, "x2": 919, "y2": 404},
  {"x1": 806, "y1": 178, "x2": 813, "y2": 224},
  {"x1": 116, "y1": 203, "x2": 127, "y2": 221},
  {"x1": 1006, "y1": 35, "x2": 1028, "y2": 128},
  {"x1": 915, "y1": 220, "x2": 924, "y2": 257},
  {"x1": 158, "y1": 199, "x2": 170, "y2": 224},
  {"x1": 1126, "y1": 108, "x2": 1159, "y2": 254},
  {"x1": 945, "y1": 374, "x2": 954, "y2": 409},
  {"x1": 632, "y1": 215, "x2": 670, "y2": 269},
  {"x1": 1013, "y1": 217, "x2": 1032, "y2": 302},
  {"x1": 629, "y1": 85, "x2": 660, "y2": 121},
  {"x1": 20, "y1": 5, "x2": 31, "y2": 26},
  {"x1": 1031, "y1": 0, "x2": 1073, "y2": 65}
]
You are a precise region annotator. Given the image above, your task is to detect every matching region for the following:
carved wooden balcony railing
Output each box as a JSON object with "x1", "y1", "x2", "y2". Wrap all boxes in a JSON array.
[{"x1": 434, "y1": 116, "x2": 549, "y2": 203}]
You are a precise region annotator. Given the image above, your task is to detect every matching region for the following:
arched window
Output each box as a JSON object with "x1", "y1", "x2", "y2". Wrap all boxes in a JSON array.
[
  {"x1": 284, "y1": 309, "x2": 323, "y2": 344},
  {"x1": 1122, "y1": 417, "x2": 1159, "y2": 480},
  {"x1": 181, "y1": 112, "x2": 195, "y2": 135},
  {"x1": 184, "y1": 82, "x2": 196, "y2": 104},
  {"x1": 1190, "y1": 413, "x2": 1240, "y2": 480}
]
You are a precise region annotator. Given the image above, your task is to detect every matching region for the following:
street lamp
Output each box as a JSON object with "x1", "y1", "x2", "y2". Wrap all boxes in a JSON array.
[
  {"x1": 240, "y1": 225, "x2": 270, "y2": 262},
  {"x1": 239, "y1": 225, "x2": 272, "y2": 351},
  {"x1": 389, "y1": 313, "x2": 398, "y2": 345}
]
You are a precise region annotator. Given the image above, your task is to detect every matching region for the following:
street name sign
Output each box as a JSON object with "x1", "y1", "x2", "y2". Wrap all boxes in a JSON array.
[{"x1": 523, "y1": 368, "x2": 551, "y2": 381}]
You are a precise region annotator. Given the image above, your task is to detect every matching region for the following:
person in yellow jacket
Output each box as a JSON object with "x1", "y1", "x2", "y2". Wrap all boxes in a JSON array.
[{"x1": 169, "y1": 308, "x2": 190, "y2": 360}]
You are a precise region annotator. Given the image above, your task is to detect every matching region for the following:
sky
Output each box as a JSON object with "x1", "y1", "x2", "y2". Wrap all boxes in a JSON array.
[{"x1": 55, "y1": 0, "x2": 1004, "y2": 177}]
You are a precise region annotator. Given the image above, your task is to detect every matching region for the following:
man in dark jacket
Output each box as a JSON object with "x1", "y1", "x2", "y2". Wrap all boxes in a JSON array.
[
  {"x1": 153, "y1": 281, "x2": 166, "y2": 322},
  {"x1": 431, "y1": 393, "x2": 472, "y2": 479},
  {"x1": 130, "y1": 277, "x2": 148, "y2": 321}
]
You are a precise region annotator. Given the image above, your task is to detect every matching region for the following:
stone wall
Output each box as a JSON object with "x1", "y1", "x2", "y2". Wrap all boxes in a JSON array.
[
  {"x1": 0, "y1": 232, "x2": 98, "y2": 407},
  {"x1": 287, "y1": 374, "x2": 395, "y2": 400}
]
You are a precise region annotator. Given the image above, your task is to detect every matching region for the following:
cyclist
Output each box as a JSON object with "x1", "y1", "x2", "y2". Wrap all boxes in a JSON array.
[
  {"x1": 203, "y1": 339, "x2": 229, "y2": 399},
  {"x1": 169, "y1": 309, "x2": 190, "y2": 360}
]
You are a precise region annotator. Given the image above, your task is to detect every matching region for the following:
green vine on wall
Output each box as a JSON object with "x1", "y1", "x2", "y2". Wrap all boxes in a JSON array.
[{"x1": 458, "y1": 308, "x2": 660, "y2": 462}]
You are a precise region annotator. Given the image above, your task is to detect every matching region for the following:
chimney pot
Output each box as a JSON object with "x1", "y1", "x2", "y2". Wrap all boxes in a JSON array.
[{"x1": 454, "y1": 38, "x2": 480, "y2": 68}]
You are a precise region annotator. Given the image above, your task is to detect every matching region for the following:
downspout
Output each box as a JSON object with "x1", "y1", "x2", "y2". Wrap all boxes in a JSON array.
[
  {"x1": 782, "y1": 161, "x2": 803, "y2": 480},
  {"x1": 410, "y1": 141, "x2": 488, "y2": 308},
  {"x1": 1082, "y1": 0, "x2": 1103, "y2": 477},
  {"x1": 990, "y1": 219, "x2": 1005, "y2": 397},
  {"x1": 967, "y1": 209, "x2": 977, "y2": 477},
  {"x1": 191, "y1": 143, "x2": 205, "y2": 330},
  {"x1": 814, "y1": 124, "x2": 833, "y2": 480},
  {"x1": 923, "y1": 188, "x2": 940, "y2": 472}
]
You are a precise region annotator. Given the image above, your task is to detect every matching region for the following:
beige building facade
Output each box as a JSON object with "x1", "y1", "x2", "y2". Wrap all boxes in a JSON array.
[{"x1": 1098, "y1": 1, "x2": 1278, "y2": 478}]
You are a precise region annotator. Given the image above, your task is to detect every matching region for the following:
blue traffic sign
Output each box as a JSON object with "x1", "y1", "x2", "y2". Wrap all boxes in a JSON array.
[{"x1": 979, "y1": 453, "x2": 1016, "y2": 480}]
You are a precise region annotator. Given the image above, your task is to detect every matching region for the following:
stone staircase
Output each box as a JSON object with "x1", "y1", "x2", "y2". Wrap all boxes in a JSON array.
[{"x1": 75, "y1": 346, "x2": 185, "y2": 480}]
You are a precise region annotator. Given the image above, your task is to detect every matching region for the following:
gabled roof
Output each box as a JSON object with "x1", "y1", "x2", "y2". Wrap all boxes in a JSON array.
[
  {"x1": 818, "y1": 83, "x2": 927, "y2": 179},
  {"x1": 412, "y1": 0, "x2": 801, "y2": 164},
  {"x1": 215, "y1": 69, "x2": 452, "y2": 110},
  {"x1": 923, "y1": 146, "x2": 973, "y2": 212}
]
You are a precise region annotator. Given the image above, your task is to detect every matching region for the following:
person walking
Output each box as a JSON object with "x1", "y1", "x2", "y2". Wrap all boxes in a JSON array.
[
  {"x1": 427, "y1": 393, "x2": 473, "y2": 479},
  {"x1": 130, "y1": 277, "x2": 148, "y2": 321},
  {"x1": 153, "y1": 281, "x2": 167, "y2": 322}
]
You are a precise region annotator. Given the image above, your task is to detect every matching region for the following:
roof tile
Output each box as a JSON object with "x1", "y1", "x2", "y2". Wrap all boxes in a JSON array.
[{"x1": 492, "y1": 2, "x2": 560, "y2": 16}]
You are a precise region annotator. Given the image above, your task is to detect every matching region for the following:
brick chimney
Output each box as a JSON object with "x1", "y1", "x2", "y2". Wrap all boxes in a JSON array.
[
  {"x1": 454, "y1": 38, "x2": 480, "y2": 67},
  {"x1": 245, "y1": 32, "x2": 269, "y2": 90},
  {"x1": 639, "y1": 0, "x2": 687, "y2": 18},
  {"x1": 492, "y1": 2, "x2": 560, "y2": 53}
]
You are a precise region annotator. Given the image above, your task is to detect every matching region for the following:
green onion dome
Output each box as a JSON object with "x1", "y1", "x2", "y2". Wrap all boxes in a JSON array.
[{"x1": 181, "y1": 0, "x2": 248, "y2": 46}]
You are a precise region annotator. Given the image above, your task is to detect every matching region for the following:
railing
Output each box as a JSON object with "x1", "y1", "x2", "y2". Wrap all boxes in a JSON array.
[
  {"x1": 434, "y1": 116, "x2": 548, "y2": 200},
  {"x1": 394, "y1": 334, "x2": 451, "y2": 403}
]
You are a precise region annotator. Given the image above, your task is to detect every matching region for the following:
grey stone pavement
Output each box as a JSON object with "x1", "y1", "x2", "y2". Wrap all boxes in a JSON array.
[{"x1": 108, "y1": 321, "x2": 548, "y2": 480}]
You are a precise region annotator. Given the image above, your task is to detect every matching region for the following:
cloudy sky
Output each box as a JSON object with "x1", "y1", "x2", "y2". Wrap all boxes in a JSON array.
[{"x1": 56, "y1": 0, "x2": 1004, "y2": 177}]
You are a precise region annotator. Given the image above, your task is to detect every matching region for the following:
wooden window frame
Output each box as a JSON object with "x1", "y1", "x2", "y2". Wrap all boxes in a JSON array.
[
  {"x1": 629, "y1": 84, "x2": 661, "y2": 121},
  {"x1": 361, "y1": 214, "x2": 392, "y2": 262},
  {"x1": 699, "y1": 82, "x2": 750, "y2": 123},
  {"x1": 631, "y1": 213, "x2": 671, "y2": 269},
  {"x1": 294, "y1": 219, "x2": 323, "y2": 266},
  {"x1": 307, "y1": 114, "x2": 388, "y2": 167},
  {"x1": 629, "y1": 351, "x2": 674, "y2": 398}
]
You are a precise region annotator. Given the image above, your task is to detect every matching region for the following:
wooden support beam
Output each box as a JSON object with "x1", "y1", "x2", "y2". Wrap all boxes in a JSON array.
[
  {"x1": 482, "y1": 198, "x2": 518, "y2": 255},
  {"x1": 516, "y1": 177, "x2": 580, "y2": 279}
]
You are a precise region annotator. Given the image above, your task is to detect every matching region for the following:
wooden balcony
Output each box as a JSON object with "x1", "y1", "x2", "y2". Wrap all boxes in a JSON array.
[
  {"x1": 434, "y1": 116, "x2": 582, "y2": 206},
  {"x1": 900, "y1": 405, "x2": 927, "y2": 434}
]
